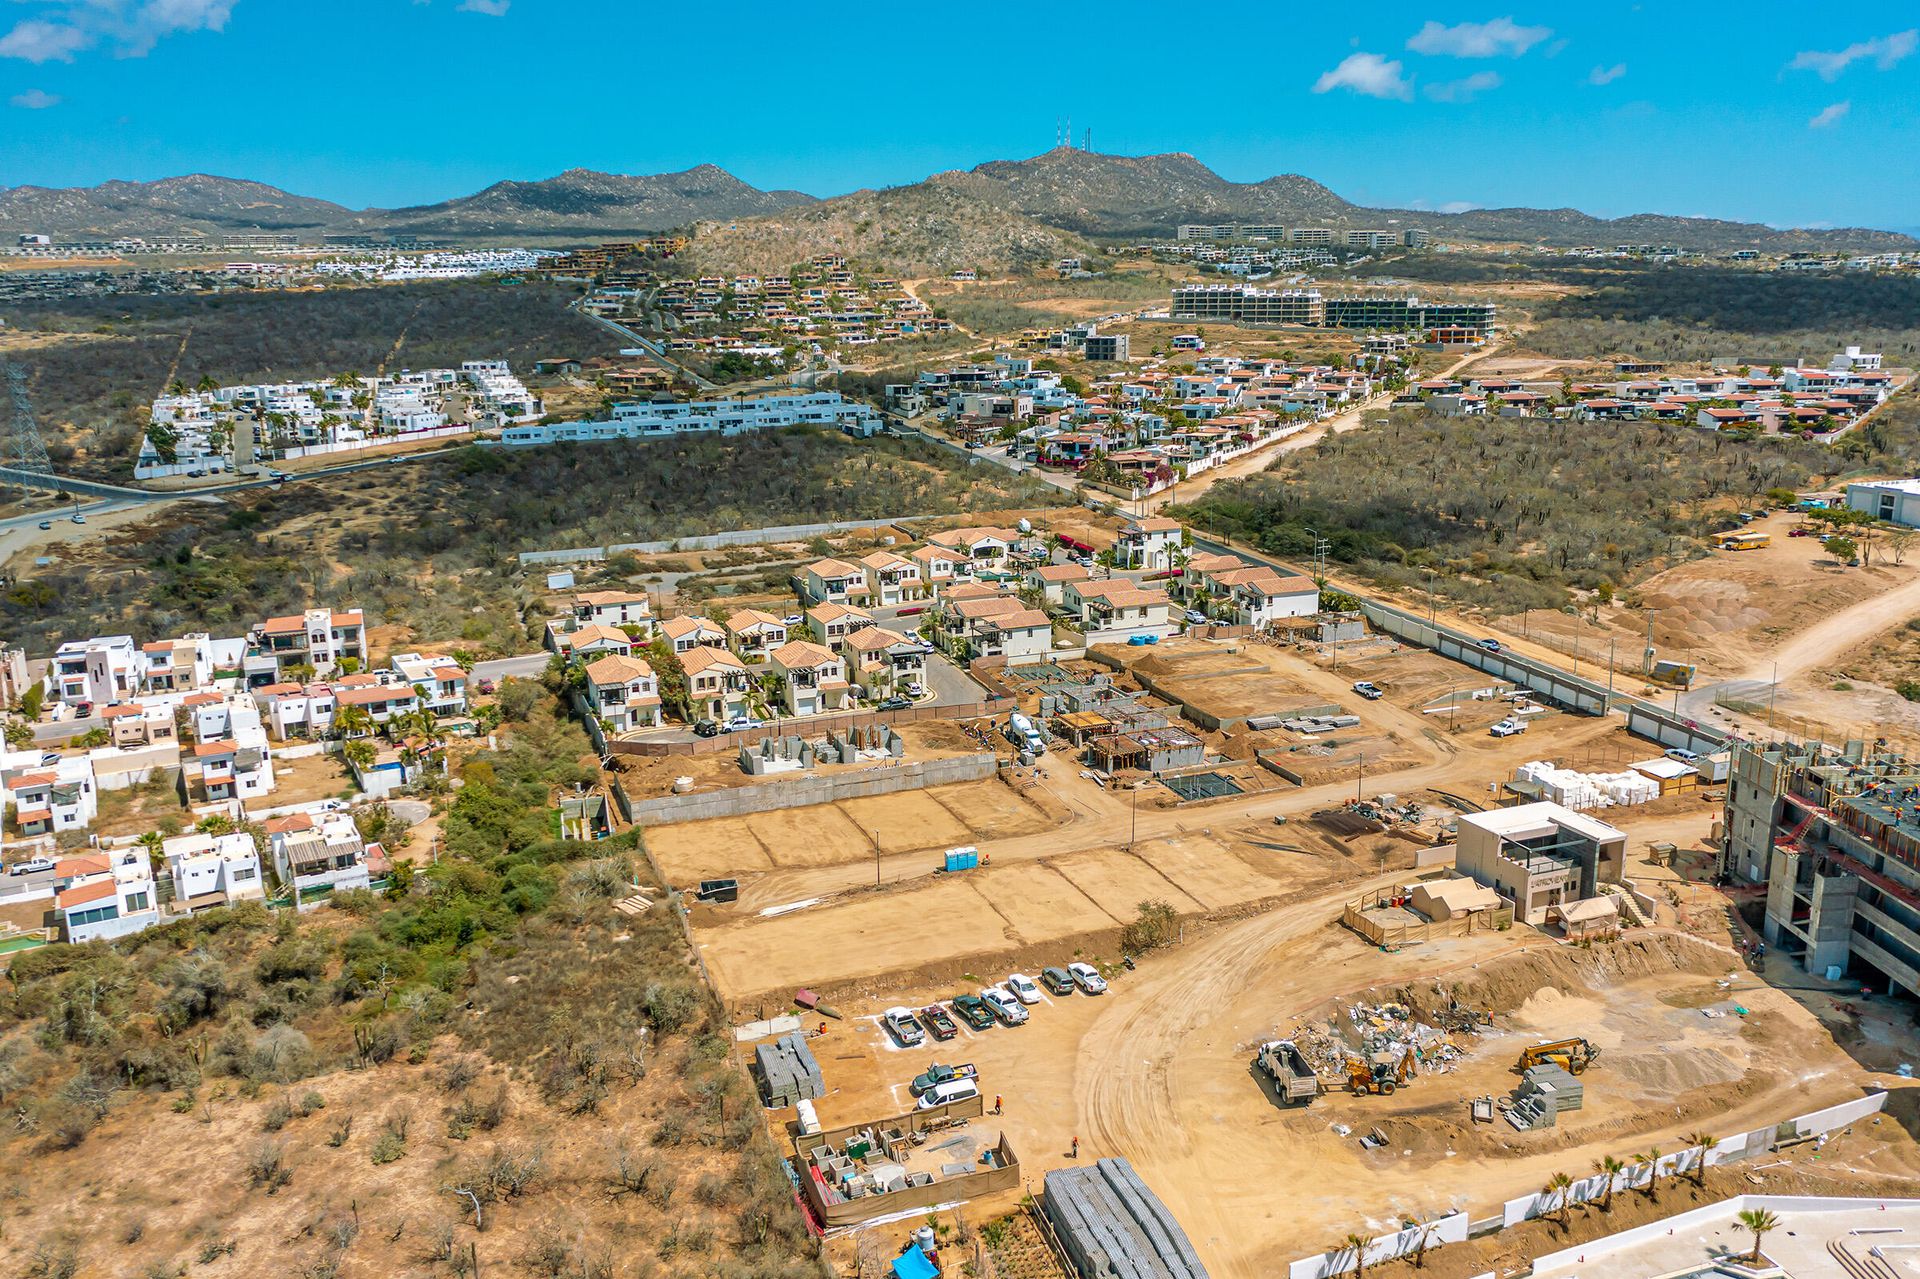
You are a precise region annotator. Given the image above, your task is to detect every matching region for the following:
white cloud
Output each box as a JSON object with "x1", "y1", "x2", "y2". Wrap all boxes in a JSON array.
[
  {"x1": 1424, "y1": 70, "x2": 1502, "y2": 102},
  {"x1": 1808, "y1": 100, "x2": 1851, "y2": 129},
  {"x1": 1313, "y1": 52, "x2": 1413, "y2": 101},
  {"x1": 0, "y1": 0, "x2": 235, "y2": 63},
  {"x1": 1588, "y1": 63, "x2": 1626, "y2": 85},
  {"x1": 458, "y1": 0, "x2": 511, "y2": 13},
  {"x1": 1789, "y1": 30, "x2": 1917, "y2": 80},
  {"x1": 9, "y1": 88, "x2": 60, "y2": 108},
  {"x1": 1406, "y1": 17, "x2": 1551, "y2": 58}
]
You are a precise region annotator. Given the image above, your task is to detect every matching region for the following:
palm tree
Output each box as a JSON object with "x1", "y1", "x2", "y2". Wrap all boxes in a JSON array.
[
  {"x1": 1592, "y1": 1155, "x2": 1625, "y2": 1211},
  {"x1": 1409, "y1": 1220, "x2": 1440, "y2": 1269},
  {"x1": 1737, "y1": 1207, "x2": 1779, "y2": 1265},
  {"x1": 1636, "y1": 1148, "x2": 1663, "y2": 1200},
  {"x1": 195, "y1": 373, "x2": 220, "y2": 393},
  {"x1": 332, "y1": 704, "x2": 373, "y2": 740},
  {"x1": 1681, "y1": 1131, "x2": 1716, "y2": 1187},
  {"x1": 136, "y1": 830, "x2": 165, "y2": 873},
  {"x1": 1543, "y1": 1171, "x2": 1574, "y2": 1226},
  {"x1": 1335, "y1": 1231, "x2": 1370, "y2": 1278}
]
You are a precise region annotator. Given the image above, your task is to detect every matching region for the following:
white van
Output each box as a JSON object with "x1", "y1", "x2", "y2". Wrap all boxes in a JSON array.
[{"x1": 918, "y1": 1078, "x2": 980, "y2": 1111}]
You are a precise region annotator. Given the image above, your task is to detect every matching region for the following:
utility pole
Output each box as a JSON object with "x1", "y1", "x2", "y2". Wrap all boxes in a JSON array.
[
  {"x1": 1606, "y1": 639, "x2": 1616, "y2": 708},
  {"x1": 874, "y1": 829, "x2": 882, "y2": 888},
  {"x1": 1356, "y1": 752, "x2": 1365, "y2": 802},
  {"x1": 1770, "y1": 660, "x2": 1779, "y2": 730},
  {"x1": 1426, "y1": 568, "x2": 1436, "y2": 624},
  {"x1": 1127, "y1": 783, "x2": 1138, "y2": 853}
]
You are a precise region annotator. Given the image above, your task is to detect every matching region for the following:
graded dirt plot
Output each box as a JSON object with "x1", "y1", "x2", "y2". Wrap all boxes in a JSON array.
[
  {"x1": 986, "y1": 861, "x2": 1119, "y2": 937},
  {"x1": 698, "y1": 876, "x2": 1011, "y2": 999},
  {"x1": 1115, "y1": 640, "x2": 1335, "y2": 726},
  {"x1": 1051, "y1": 847, "x2": 1205, "y2": 919},
  {"x1": 741, "y1": 804, "x2": 870, "y2": 867},
  {"x1": 1135, "y1": 831, "x2": 1290, "y2": 910},
  {"x1": 934, "y1": 780, "x2": 1057, "y2": 839},
  {"x1": 839, "y1": 790, "x2": 972, "y2": 853},
  {"x1": 644, "y1": 816, "x2": 774, "y2": 881}
]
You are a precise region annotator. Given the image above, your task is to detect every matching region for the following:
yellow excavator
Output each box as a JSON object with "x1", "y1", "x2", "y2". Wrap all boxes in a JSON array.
[
  {"x1": 1516, "y1": 1038, "x2": 1601, "y2": 1075},
  {"x1": 1347, "y1": 1049, "x2": 1416, "y2": 1096}
]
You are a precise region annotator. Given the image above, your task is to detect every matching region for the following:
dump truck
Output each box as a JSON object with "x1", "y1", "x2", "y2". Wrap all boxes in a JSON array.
[
  {"x1": 1255, "y1": 1040, "x2": 1321, "y2": 1106},
  {"x1": 1516, "y1": 1038, "x2": 1601, "y2": 1075},
  {"x1": 1346, "y1": 1049, "x2": 1416, "y2": 1096}
]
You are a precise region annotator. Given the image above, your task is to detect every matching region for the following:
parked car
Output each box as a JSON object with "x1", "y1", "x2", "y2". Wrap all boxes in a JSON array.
[
  {"x1": 918, "y1": 1078, "x2": 980, "y2": 1110},
  {"x1": 722, "y1": 716, "x2": 763, "y2": 733},
  {"x1": 1665, "y1": 747, "x2": 1701, "y2": 764},
  {"x1": 1477, "y1": 638, "x2": 1502, "y2": 653},
  {"x1": 1068, "y1": 962, "x2": 1108, "y2": 995},
  {"x1": 920, "y1": 1005, "x2": 959, "y2": 1041},
  {"x1": 7, "y1": 857, "x2": 54, "y2": 877},
  {"x1": 692, "y1": 719, "x2": 721, "y2": 737},
  {"x1": 982, "y1": 987, "x2": 1028, "y2": 1025},
  {"x1": 70, "y1": 512, "x2": 85, "y2": 524},
  {"x1": 877, "y1": 696, "x2": 912, "y2": 711},
  {"x1": 475, "y1": 679, "x2": 496, "y2": 695},
  {"x1": 1006, "y1": 973, "x2": 1042, "y2": 1004},
  {"x1": 951, "y1": 994, "x2": 996, "y2": 1030},
  {"x1": 1351, "y1": 681, "x2": 1384, "y2": 700},
  {"x1": 1788, "y1": 526, "x2": 1813, "y2": 537},
  {"x1": 35, "y1": 520, "x2": 50, "y2": 530},
  {"x1": 1184, "y1": 609, "x2": 1207, "y2": 626},
  {"x1": 909, "y1": 1061, "x2": 975, "y2": 1097},
  {"x1": 781, "y1": 614, "x2": 803, "y2": 627},
  {"x1": 1040, "y1": 966, "x2": 1075, "y2": 996},
  {"x1": 905, "y1": 682, "x2": 929, "y2": 696},
  {"x1": 39, "y1": 753, "x2": 59, "y2": 766},
  {"x1": 882, "y1": 1007, "x2": 925, "y2": 1048},
  {"x1": 1489, "y1": 718, "x2": 1527, "y2": 737},
  {"x1": 73, "y1": 701, "x2": 92, "y2": 718}
]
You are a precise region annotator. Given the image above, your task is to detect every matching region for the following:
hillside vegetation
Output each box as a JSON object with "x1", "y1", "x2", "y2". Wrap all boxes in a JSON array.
[
  {"x1": 0, "y1": 699, "x2": 825, "y2": 1279},
  {"x1": 1171, "y1": 412, "x2": 1830, "y2": 614},
  {"x1": 1, "y1": 429, "x2": 1069, "y2": 654}
]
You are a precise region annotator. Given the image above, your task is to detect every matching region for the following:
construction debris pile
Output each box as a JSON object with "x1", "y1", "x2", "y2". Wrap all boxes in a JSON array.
[
  {"x1": 1514, "y1": 761, "x2": 1659, "y2": 810},
  {"x1": 1276, "y1": 998, "x2": 1486, "y2": 1082}
]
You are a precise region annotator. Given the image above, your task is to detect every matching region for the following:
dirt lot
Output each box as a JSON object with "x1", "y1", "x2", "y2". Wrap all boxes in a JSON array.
[
  {"x1": 1104, "y1": 638, "x2": 1341, "y2": 727},
  {"x1": 611, "y1": 719, "x2": 988, "y2": 802},
  {"x1": 645, "y1": 776, "x2": 1063, "y2": 884},
  {"x1": 803, "y1": 897, "x2": 1914, "y2": 1279}
]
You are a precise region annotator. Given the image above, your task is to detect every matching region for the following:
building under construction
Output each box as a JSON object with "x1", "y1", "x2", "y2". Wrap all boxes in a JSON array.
[{"x1": 1725, "y1": 739, "x2": 1920, "y2": 998}]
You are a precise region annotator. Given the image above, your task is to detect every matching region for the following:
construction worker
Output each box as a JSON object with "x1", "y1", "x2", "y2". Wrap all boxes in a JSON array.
[
  {"x1": 994, "y1": 1094, "x2": 1003, "y2": 1116},
  {"x1": 1071, "y1": 1135, "x2": 1079, "y2": 1159}
]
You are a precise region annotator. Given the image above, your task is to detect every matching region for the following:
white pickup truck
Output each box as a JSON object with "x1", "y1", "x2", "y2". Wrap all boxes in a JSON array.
[{"x1": 1489, "y1": 718, "x2": 1528, "y2": 737}]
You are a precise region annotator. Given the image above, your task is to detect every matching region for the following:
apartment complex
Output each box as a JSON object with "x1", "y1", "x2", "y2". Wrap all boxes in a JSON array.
[
  {"x1": 501, "y1": 391, "x2": 879, "y2": 446},
  {"x1": 1725, "y1": 740, "x2": 1920, "y2": 998},
  {"x1": 1169, "y1": 286, "x2": 1495, "y2": 336}
]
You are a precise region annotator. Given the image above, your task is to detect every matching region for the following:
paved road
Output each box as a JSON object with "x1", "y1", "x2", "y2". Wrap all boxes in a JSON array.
[{"x1": 472, "y1": 653, "x2": 548, "y2": 681}]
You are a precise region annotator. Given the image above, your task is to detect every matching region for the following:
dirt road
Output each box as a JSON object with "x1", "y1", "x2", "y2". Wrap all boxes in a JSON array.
[{"x1": 1731, "y1": 567, "x2": 1920, "y2": 686}]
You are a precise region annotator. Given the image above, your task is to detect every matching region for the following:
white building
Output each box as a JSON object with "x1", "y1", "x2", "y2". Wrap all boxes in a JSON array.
[
  {"x1": 1847, "y1": 479, "x2": 1920, "y2": 527},
  {"x1": 49, "y1": 635, "x2": 139, "y2": 706},
  {"x1": 57, "y1": 848, "x2": 160, "y2": 943},
  {"x1": 265, "y1": 811, "x2": 372, "y2": 904},
  {"x1": 163, "y1": 830, "x2": 266, "y2": 912},
  {"x1": 244, "y1": 607, "x2": 368, "y2": 685},
  {"x1": 1454, "y1": 802, "x2": 1627, "y2": 926},
  {"x1": 499, "y1": 392, "x2": 879, "y2": 445},
  {"x1": 582, "y1": 654, "x2": 662, "y2": 733},
  {"x1": 1115, "y1": 517, "x2": 1184, "y2": 572},
  {"x1": 4, "y1": 753, "x2": 98, "y2": 838}
]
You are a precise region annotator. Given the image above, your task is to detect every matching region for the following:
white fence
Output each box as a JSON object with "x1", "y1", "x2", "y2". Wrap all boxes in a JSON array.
[
  {"x1": 278, "y1": 422, "x2": 473, "y2": 460},
  {"x1": 1288, "y1": 1090, "x2": 1890, "y2": 1278},
  {"x1": 1531, "y1": 1195, "x2": 1920, "y2": 1275}
]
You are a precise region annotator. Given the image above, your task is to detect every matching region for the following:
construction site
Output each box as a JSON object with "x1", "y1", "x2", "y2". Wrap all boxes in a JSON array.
[{"x1": 618, "y1": 615, "x2": 1920, "y2": 1279}]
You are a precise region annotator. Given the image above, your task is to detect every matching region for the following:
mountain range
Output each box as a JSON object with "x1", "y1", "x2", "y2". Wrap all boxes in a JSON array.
[{"x1": 2, "y1": 150, "x2": 1910, "y2": 256}]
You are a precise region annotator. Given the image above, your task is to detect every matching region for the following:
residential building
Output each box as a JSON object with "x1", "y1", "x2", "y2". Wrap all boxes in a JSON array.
[
  {"x1": 1115, "y1": 516, "x2": 1184, "y2": 572},
  {"x1": 1062, "y1": 581, "x2": 1173, "y2": 642},
  {"x1": 842, "y1": 626, "x2": 927, "y2": 690},
  {"x1": 388, "y1": 653, "x2": 469, "y2": 717},
  {"x1": 98, "y1": 702, "x2": 178, "y2": 750},
  {"x1": 0, "y1": 642, "x2": 26, "y2": 709},
  {"x1": 658, "y1": 615, "x2": 728, "y2": 655},
  {"x1": 859, "y1": 550, "x2": 925, "y2": 605},
  {"x1": 725, "y1": 608, "x2": 789, "y2": 663},
  {"x1": 499, "y1": 391, "x2": 879, "y2": 445},
  {"x1": 1024, "y1": 563, "x2": 1090, "y2": 605},
  {"x1": 1402, "y1": 229, "x2": 1431, "y2": 248},
  {"x1": 768, "y1": 641, "x2": 852, "y2": 717},
  {"x1": 570, "y1": 589, "x2": 654, "y2": 633},
  {"x1": 1084, "y1": 333, "x2": 1130, "y2": 362},
  {"x1": 1215, "y1": 568, "x2": 1320, "y2": 627},
  {"x1": 964, "y1": 607, "x2": 1054, "y2": 664},
  {"x1": 1724, "y1": 740, "x2": 1920, "y2": 998},
  {"x1": 332, "y1": 677, "x2": 423, "y2": 726},
  {"x1": 49, "y1": 634, "x2": 138, "y2": 706},
  {"x1": 243, "y1": 608, "x2": 367, "y2": 686},
  {"x1": 926, "y1": 526, "x2": 1017, "y2": 571},
  {"x1": 265, "y1": 811, "x2": 373, "y2": 903},
  {"x1": 798, "y1": 558, "x2": 872, "y2": 606},
  {"x1": 909, "y1": 546, "x2": 961, "y2": 594},
  {"x1": 252, "y1": 682, "x2": 337, "y2": 740},
  {"x1": 807, "y1": 601, "x2": 875, "y2": 647},
  {"x1": 163, "y1": 830, "x2": 265, "y2": 912},
  {"x1": 138, "y1": 634, "x2": 214, "y2": 694},
  {"x1": 57, "y1": 849, "x2": 159, "y2": 943},
  {"x1": 681, "y1": 646, "x2": 755, "y2": 722},
  {"x1": 189, "y1": 706, "x2": 275, "y2": 804},
  {"x1": 1454, "y1": 802, "x2": 1627, "y2": 926},
  {"x1": 4, "y1": 754, "x2": 98, "y2": 837},
  {"x1": 560, "y1": 623, "x2": 634, "y2": 659},
  {"x1": 1169, "y1": 285, "x2": 1326, "y2": 327},
  {"x1": 581, "y1": 654, "x2": 662, "y2": 733}
]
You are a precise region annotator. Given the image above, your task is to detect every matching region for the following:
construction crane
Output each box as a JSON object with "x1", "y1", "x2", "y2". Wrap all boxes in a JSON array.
[
  {"x1": 1516, "y1": 1038, "x2": 1601, "y2": 1075},
  {"x1": 2, "y1": 361, "x2": 54, "y2": 497},
  {"x1": 1346, "y1": 1049, "x2": 1416, "y2": 1096}
]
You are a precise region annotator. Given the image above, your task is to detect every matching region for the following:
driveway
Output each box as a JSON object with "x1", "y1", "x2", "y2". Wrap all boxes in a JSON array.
[{"x1": 473, "y1": 653, "x2": 548, "y2": 681}]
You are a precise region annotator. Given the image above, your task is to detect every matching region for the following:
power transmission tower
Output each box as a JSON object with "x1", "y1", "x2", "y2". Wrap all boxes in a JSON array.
[{"x1": 3, "y1": 362, "x2": 54, "y2": 497}]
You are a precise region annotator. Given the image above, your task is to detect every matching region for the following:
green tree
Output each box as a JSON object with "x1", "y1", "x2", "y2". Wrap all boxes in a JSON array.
[
  {"x1": 1592, "y1": 1155, "x2": 1624, "y2": 1211},
  {"x1": 1543, "y1": 1171, "x2": 1574, "y2": 1225},
  {"x1": 2, "y1": 721, "x2": 30, "y2": 750},
  {"x1": 644, "y1": 639, "x2": 689, "y2": 719},
  {"x1": 1681, "y1": 1132, "x2": 1715, "y2": 1186},
  {"x1": 1824, "y1": 535, "x2": 1857, "y2": 563},
  {"x1": 1737, "y1": 1208, "x2": 1779, "y2": 1265}
]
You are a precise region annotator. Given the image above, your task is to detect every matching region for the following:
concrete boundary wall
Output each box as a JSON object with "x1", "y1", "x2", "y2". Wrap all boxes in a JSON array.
[
  {"x1": 625, "y1": 753, "x2": 997, "y2": 826},
  {"x1": 1530, "y1": 1195, "x2": 1920, "y2": 1276},
  {"x1": 1498, "y1": 1090, "x2": 1889, "y2": 1229},
  {"x1": 1288, "y1": 1210, "x2": 1470, "y2": 1279}
]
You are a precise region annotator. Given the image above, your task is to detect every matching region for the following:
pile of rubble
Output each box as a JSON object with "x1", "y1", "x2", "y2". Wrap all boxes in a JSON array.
[{"x1": 1348, "y1": 1000, "x2": 1468, "y2": 1075}]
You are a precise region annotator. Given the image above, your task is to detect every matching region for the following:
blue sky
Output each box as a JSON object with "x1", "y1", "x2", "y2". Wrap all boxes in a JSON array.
[{"x1": 2, "y1": 1, "x2": 1918, "y2": 232}]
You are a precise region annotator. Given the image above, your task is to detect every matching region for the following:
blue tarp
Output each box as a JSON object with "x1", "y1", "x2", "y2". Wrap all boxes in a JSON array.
[{"x1": 891, "y1": 1247, "x2": 938, "y2": 1279}]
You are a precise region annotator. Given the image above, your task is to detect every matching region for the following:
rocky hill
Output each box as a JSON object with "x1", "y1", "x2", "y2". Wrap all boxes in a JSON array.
[
  {"x1": 0, "y1": 175, "x2": 354, "y2": 239},
  {"x1": 683, "y1": 173, "x2": 1091, "y2": 277}
]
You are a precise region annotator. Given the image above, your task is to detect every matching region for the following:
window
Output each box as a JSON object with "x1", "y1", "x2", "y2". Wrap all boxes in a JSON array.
[
  {"x1": 68, "y1": 904, "x2": 120, "y2": 927},
  {"x1": 125, "y1": 891, "x2": 150, "y2": 913}
]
